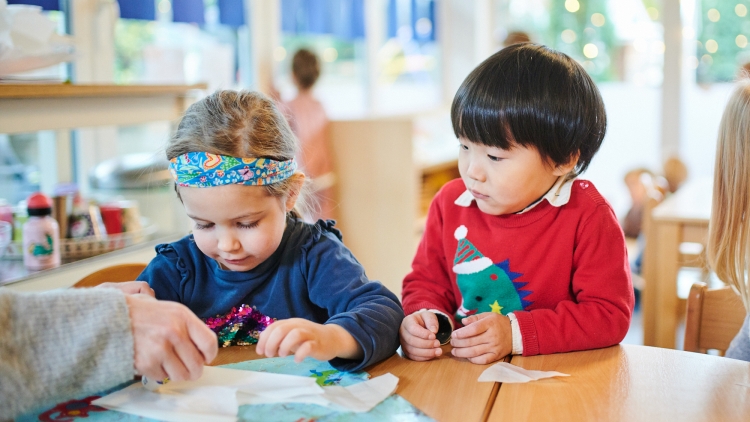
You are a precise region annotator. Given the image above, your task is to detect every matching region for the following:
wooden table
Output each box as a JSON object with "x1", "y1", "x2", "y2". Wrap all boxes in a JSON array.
[
  {"x1": 212, "y1": 345, "x2": 501, "y2": 422},
  {"x1": 642, "y1": 179, "x2": 712, "y2": 348},
  {"x1": 488, "y1": 344, "x2": 750, "y2": 421}
]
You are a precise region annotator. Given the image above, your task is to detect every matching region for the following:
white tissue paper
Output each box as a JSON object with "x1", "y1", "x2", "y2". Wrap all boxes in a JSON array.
[
  {"x1": 93, "y1": 366, "x2": 399, "y2": 422},
  {"x1": 0, "y1": 0, "x2": 75, "y2": 76},
  {"x1": 478, "y1": 362, "x2": 570, "y2": 383}
]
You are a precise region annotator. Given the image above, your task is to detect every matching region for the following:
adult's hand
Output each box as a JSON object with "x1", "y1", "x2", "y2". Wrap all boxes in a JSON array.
[{"x1": 125, "y1": 295, "x2": 218, "y2": 382}]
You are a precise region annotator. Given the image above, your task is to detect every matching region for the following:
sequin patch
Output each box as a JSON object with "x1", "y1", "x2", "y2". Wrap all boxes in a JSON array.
[{"x1": 204, "y1": 304, "x2": 275, "y2": 347}]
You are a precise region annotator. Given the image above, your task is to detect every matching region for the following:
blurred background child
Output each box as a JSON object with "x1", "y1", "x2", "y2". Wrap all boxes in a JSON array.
[{"x1": 284, "y1": 49, "x2": 337, "y2": 222}]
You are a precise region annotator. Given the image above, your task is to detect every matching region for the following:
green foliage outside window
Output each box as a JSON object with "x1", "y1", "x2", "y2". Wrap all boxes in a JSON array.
[
  {"x1": 697, "y1": 0, "x2": 750, "y2": 83},
  {"x1": 546, "y1": 0, "x2": 618, "y2": 82},
  {"x1": 114, "y1": 20, "x2": 156, "y2": 84}
]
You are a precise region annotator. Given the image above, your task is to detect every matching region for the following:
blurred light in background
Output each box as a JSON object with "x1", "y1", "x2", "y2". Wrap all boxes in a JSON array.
[
  {"x1": 565, "y1": 0, "x2": 580, "y2": 13},
  {"x1": 158, "y1": 0, "x2": 171, "y2": 15},
  {"x1": 707, "y1": 8, "x2": 720, "y2": 23},
  {"x1": 737, "y1": 35, "x2": 748, "y2": 49},
  {"x1": 583, "y1": 43, "x2": 598, "y2": 58},
  {"x1": 591, "y1": 13, "x2": 605, "y2": 27},
  {"x1": 698, "y1": 0, "x2": 750, "y2": 83},
  {"x1": 562, "y1": 29, "x2": 577, "y2": 43}
]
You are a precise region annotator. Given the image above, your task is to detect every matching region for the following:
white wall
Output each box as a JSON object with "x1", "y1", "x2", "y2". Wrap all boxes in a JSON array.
[{"x1": 586, "y1": 82, "x2": 735, "y2": 219}]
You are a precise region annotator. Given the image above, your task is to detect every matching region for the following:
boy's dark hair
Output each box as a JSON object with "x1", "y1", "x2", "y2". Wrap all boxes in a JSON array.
[
  {"x1": 292, "y1": 48, "x2": 321, "y2": 90},
  {"x1": 451, "y1": 43, "x2": 606, "y2": 174}
]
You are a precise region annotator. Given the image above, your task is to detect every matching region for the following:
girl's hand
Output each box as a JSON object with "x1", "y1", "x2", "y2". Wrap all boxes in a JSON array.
[
  {"x1": 449, "y1": 313, "x2": 512, "y2": 364},
  {"x1": 399, "y1": 311, "x2": 442, "y2": 361},
  {"x1": 256, "y1": 318, "x2": 363, "y2": 363},
  {"x1": 97, "y1": 281, "x2": 155, "y2": 297}
]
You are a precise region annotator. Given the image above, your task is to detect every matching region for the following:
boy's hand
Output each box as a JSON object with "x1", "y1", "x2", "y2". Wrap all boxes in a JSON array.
[
  {"x1": 97, "y1": 281, "x2": 155, "y2": 297},
  {"x1": 257, "y1": 318, "x2": 363, "y2": 363},
  {"x1": 450, "y1": 313, "x2": 512, "y2": 364},
  {"x1": 399, "y1": 311, "x2": 442, "y2": 361},
  {"x1": 126, "y1": 294, "x2": 218, "y2": 382}
]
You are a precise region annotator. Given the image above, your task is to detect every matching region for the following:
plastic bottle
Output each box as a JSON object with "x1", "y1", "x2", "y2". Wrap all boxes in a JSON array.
[{"x1": 23, "y1": 192, "x2": 61, "y2": 270}]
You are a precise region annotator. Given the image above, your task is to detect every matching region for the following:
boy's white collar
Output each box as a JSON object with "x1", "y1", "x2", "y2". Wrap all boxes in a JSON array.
[{"x1": 454, "y1": 175, "x2": 575, "y2": 213}]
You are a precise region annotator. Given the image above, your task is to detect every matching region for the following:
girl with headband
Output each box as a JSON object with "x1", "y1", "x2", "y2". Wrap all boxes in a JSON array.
[{"x1": 138, "y1": 90, "x2": 403, "y2": 373}]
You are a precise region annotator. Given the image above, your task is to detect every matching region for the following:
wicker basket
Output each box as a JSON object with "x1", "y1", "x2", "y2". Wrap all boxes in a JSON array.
[{"x1": 4, "y1": 220, "x2": 157, "y2": 260}]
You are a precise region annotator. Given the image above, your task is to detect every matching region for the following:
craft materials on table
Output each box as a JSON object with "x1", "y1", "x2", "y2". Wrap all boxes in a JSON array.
[
  {"x1": 478, "y1": 362, "x2": 570, "y2": 383},
  {"x1": 16, "y1": 356, "x2": 434, "y2": 422},
  {"x1": 94, "y1": 366, "x2": 398, "y2": 422}
]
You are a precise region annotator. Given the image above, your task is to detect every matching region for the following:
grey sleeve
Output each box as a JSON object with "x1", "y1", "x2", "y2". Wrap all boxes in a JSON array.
[{"x1": 0, "y1": 288, "x2": 135, "y2": 419}]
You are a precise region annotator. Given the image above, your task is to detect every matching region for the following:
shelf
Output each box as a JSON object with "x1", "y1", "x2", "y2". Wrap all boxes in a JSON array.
[
  {"x1": 0, "y1": 233, "x2": 180, "y2": 290},
  {"x1": 0, "y1": 83, "x2": 207, "y2": 99},
  {"x1": 0, "y1": 83, "x2": 202, "y2": 289},
  {"x1": 0, "y1": 83, "x2": 207, "y2": 134}
]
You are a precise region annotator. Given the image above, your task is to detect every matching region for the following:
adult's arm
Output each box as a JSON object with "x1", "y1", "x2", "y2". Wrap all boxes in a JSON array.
[
  {"x1": 0, "y1": 288, "x2": 134, "y2": 418},
  {"x1": 0, "y1": 288, "x2": 218, "y2": 419}
]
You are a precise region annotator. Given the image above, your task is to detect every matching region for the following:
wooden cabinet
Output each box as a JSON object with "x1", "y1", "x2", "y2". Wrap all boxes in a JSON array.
[{"x1": 329, "y1": 115, "x2": 458, "y2": 297}]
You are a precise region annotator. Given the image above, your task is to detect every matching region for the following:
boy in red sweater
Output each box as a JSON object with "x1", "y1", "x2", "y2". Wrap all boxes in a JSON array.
[{"x1": 400, "y1": 44, "x2": 634, "y2": 363}]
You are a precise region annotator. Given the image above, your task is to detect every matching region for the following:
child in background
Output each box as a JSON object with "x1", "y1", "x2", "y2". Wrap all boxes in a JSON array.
[
  {"x1": 400, "y1": 44, "x2": 633, "y2": 364},
  {"x1": 707, "y1": 81, "x2": 750, "y2": 361},
  {"x1": 138, "y1": 90, "x2": 403, "y2": 371},
  {"x1": 284, "y1": 49, "x2": 336, "y2": 221}
]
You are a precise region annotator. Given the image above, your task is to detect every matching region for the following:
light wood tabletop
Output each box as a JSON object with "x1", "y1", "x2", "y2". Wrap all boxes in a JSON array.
[
  {"x1": 488, "y1": 344, "x2": 750, "y2": 422},
  {"x1": 211, "y1": 344, "x2": 501, "y2": 422}
]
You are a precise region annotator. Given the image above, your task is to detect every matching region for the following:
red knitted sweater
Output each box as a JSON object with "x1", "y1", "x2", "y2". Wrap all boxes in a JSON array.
[{"x1": 402, "y1": 178, "x2": 634, "y2": 356}]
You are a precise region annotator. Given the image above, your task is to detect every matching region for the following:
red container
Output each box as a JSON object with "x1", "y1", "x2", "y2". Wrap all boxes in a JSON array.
[{"x1": 99, "y1": 204, "x2": 123, "y2": 235}]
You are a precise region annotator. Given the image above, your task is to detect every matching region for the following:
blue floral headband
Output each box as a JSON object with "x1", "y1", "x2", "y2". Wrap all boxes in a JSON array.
[{"x1": 169, "y1": 152, "x2": 297, "y2": 187}]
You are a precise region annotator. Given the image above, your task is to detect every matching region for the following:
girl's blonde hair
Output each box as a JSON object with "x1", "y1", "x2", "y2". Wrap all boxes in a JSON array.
[
  {"x1": 708, "y1": 81, "x2": 750, "y2": 311},
  {"x1": 167, "y1": 90, "x2": 311, "y2": 216}
]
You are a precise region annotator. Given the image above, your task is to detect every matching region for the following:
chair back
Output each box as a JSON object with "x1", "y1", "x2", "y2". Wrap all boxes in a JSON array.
[
  {"x1": 684, "y1": 282, "x2": 746, "y2": 354},
  {"x1": 73, "y1": 263, "x2": 148, "y2": 288},
  {"x1": 640, "y1": 187, "x2": 663, "y2": 239}
]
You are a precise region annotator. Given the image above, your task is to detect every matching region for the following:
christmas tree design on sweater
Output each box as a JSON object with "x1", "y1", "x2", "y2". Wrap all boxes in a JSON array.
[{"x1": 453, "y1": 225, "x2": 533, "y2": 322}]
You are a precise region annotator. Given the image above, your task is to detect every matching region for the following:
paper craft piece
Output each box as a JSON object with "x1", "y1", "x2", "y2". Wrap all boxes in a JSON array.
[
  {"x1": 236, "y1": 372, "x2": 398, "y2": 413},
  {"x1": 478, "y1": 362, "x2": 570, "y2": 383},
  {"x1": 93, "y1": 366, "x2": 398, "y2": 422},
  {"x1": 93, "y1": 384, "x2": 238, "y2": 422},
  {"x1": 319, "y1": 373, "x2": 399, "y2": 413}
]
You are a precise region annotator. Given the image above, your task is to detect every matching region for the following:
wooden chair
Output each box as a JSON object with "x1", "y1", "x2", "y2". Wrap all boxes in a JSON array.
[
  {"x1": 73, "y1": 263, "x2": 148, "y2": 288},
  {"x1": 684, "y1": 282, "x2": 746, "y2": 355}
]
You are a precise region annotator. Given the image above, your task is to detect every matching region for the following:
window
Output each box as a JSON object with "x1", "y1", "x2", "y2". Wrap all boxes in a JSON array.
[{"x1": 696, "y1": 0, "x2": 750, "y2": 83}]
